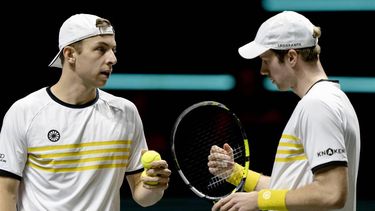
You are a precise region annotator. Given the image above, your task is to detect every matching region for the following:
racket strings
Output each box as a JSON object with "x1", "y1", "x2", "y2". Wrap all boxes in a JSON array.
[
  {"x1": 207, "y1": 145, "x2": 245, "y2": 189},
  {"x1": 172, "y1": 103, "x2": 248, "y2": 199}
]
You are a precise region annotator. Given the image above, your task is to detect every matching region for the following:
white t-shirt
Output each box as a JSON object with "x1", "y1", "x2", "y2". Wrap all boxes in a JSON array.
[
  {"x1": 0, "y1": 87, "x2": 147, "y2": 211},
  {"x1": 269, "y1": 81, "x2": 360, "y2": 211}
]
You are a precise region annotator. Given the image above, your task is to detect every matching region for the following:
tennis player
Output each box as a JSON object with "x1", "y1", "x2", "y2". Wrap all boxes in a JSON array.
[
  {"x1": 0, "y1": 13, "x2": 170, "y2": 211},
  {"x1": 208, "y1": 11, "x2": 360, "y2": 211}
]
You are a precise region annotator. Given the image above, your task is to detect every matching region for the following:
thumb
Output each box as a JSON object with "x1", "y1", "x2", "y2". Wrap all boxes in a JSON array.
[{"x1": 223, "y1": 143, "x2": 233, "y2": 159}]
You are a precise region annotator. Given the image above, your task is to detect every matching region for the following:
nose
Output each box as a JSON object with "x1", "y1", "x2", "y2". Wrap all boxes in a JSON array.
[
  {"x1": 260, "y1": 64, "x2": 268, "y2": 76},
  {"x1": 107, "y1": 50, "x2": 117, "y2": 66}
]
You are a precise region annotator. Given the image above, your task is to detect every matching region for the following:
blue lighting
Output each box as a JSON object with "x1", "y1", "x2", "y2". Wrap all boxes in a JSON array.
[
  {"x1": 103, "y1": 74, "x2": 236, "y2": 91},
  {"x1": 262, "y1": 0, "x2": 375, "y2": 11},
  {"x1": 263, "y1": 76, "x2": 375, "y2": 93}
]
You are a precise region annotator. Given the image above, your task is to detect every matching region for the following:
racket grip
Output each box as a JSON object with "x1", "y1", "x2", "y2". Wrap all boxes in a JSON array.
[{"x1": 226, "y1": 163, "x2": 261, "y2": 192}]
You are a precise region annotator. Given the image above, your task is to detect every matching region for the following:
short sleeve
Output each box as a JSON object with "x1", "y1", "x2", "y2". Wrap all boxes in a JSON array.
[
  {"x1": 0, "y1": 101, "x2": 29, "y2": 177},
  {"x1": 125, "y1": 104, "x2": 148, "y2": 174},
  {"x1": 299, "y1": 98, "x2": 348, "y2": 171}
]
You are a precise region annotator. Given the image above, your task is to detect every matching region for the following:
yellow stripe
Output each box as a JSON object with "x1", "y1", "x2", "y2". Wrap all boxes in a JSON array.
[
  {"x1": 28, "y1": 140, "x2": 132, "y2": 152},
  {"x1": 275, "y1": 155, "x2": 307, "y2": 162},
  {"x1": 29, "y1": 148, "x2": 129, "y2": 159},
  {"x1": 27, "y1": 162, "x2": 128, "y2": 173},
  {"x1": 276, "y1": 149, "x2": 304, "y2": 155},
  {"x1": 281, "y1": 134, "x2": 300, "y2": 141},
  {"x1": 278, "y1": 142, "x2": 303, "y2": 149},
  {"x1": 29, "y1": 155, "x2": 129, "y2": 165}
]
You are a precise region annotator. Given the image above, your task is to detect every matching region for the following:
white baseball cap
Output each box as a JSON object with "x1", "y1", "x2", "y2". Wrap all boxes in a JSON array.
[
  {"x1": 49, "y1": 13, "x2": 115, "y2": 68},
  {"x1": 238, "y1": 11, "x2": 318, "y2": 59}
]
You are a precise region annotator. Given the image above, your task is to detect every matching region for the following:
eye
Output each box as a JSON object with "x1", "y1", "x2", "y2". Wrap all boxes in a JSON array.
[{"x1": 97, "y1": 47, "x2": 106, "y2": 53}]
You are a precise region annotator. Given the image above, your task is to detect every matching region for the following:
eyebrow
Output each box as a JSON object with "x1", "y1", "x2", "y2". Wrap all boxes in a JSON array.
[{"x1": 95, "y1": 41, "x2": 116, "y2": 49}]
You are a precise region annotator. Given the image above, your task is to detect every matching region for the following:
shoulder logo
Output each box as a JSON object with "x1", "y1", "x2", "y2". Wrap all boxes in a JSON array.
[
  {"x1": 317, "y1": 148, "x2": 345, "y2": 157},
  {"x1": 0, "y1": 153, "x2": 6, "y2": 163},
  {"x1": 47, "y1": 130, "x2": 60, "y2": 142}
]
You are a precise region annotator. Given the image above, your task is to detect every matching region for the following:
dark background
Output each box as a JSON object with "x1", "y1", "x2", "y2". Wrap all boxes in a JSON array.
[{"x1": 1, "y1": 1, "x2": 374, "y2": 210}]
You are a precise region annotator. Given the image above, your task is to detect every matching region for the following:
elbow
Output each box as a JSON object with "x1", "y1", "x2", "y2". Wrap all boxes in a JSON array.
[
  {"x1": 331, "y1": 193, "x2": 347, "y2": 209},
  {"x1": 135, "y1": 200, "x2": 158, "y2": 208},
  {"x1": 327, "y1": 188, "x2": 347, "y2": 209},
  {"x1": 132, "y1": 195, "x2": 159, "y2": 207},
  {"x1": 132, "y1": 191, "x2": 163, "y2": 207}
]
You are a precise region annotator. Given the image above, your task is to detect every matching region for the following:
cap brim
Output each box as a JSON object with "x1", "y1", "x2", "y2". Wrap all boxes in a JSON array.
[
  {"x1": 49, "y1": 49, "x2": 63, "y2": 68},
  {"x1": 238, "y1": 41, "x2": 269, "y2": 59}
]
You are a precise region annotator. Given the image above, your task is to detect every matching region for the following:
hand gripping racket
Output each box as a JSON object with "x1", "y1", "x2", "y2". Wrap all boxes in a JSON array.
[{"x1": 171, "y1": 101, "x2": 250, "y2": 202}]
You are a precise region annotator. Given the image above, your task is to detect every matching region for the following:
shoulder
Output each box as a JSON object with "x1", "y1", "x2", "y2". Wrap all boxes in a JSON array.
[
  {"x1": 298, "y1": 82, "x2": 346, "y2": 120},
  {"x1": 2, "y1": 87, "x2": 51, "y2": 127},
  {"x1": 97, "y1": 89, "x2": 138, "y2": 112},
  {"x1": 301, "y1": 82, "x2": 344, "y2": 110},
  {"x1": 9, "y1": 87, "x2": 51, "y2": 112}
]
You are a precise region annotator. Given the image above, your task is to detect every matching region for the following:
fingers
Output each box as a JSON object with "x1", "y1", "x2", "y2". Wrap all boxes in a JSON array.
[
  {"x1": 223, "y1": 143, "x2": 233, "y2": 159},
  {"x1": 208, "y1": 144, "x2": 235, "y2": 178},
  {"x1": 147, "y1": 160, "x2": 168, "y2": 169},
  {"x1": 145, "y1": 166, "x2": 171, "y2": 177},
  {"x1": 142, "y1": 169, "x2": 171, "y2": 190},
  {"x1": 209, "y1": 145, "x2": 233, "y2": 162},
  {"x1": 210, "y1": 144, "x2": 234, "y2": 160},
  {"x1": 210, "y1": 145, "x2": 227, "y2": 154},
  {"x1": 142, "y1": 159, "x2": 171, "y2": 190},
  {"x1": 208, "y1": 153, "x2": 232, "y2": 163},
  {"x1": 211, "y1": 194, "x2": 234, "y2": 211},
  {"x1": 208, "y1": 144, "x2": 234, "y2": 167}
]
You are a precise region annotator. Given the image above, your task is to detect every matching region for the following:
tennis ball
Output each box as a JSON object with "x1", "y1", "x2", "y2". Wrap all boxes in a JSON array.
[
  {"x1": 142, "y1": 170, "x2": 158, "y2": 185},
  {"x1": 141, "y1": 150, "x2": 161, "y2": 169}
]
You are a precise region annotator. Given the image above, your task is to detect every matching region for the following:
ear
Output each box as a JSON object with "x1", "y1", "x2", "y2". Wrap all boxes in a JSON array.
[
  {"x1": 287, "y1": 49, "x2": 298, "y2": 67},
  {"x1": 62, "y1": 46, "x2": 76, "y2": 64}
]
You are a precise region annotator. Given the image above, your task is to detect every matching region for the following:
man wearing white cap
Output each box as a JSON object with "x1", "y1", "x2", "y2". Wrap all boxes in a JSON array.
[
  {"x1": 209, "y1": 11, "x2": 360, "y2": 211},
  {"x1": 0, "y1": 13, "x2": 171, "y2": 210}
]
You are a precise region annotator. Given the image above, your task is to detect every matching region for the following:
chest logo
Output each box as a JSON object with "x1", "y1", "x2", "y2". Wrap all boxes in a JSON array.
[{"x1": 47, "y1": 130, "x2": 61, "y2": 142}]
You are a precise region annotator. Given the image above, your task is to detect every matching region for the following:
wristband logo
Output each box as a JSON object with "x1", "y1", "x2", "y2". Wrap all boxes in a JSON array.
[
  {"x1": 262, "y1": 190, "x2": 272, "y2": 200},
  {"x1": 317, "y1": 148, "x2": 345, "y2": 157}
]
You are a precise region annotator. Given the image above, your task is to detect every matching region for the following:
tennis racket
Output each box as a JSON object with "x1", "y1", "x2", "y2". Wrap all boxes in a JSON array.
[{"x1": 171, "y1": 101, "x2": 250, "y2": 202}]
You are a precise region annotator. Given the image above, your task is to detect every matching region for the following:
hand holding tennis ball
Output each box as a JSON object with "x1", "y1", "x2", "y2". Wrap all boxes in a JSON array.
[{"x1": 141, "y1": 150, "x2": 161, "y2": 185}]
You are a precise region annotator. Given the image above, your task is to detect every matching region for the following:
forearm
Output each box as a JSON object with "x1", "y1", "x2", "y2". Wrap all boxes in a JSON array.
[
  {"x1": 0, "y1": 194, "x2": 17, "y2": 211},
  {"x1": 0, "y1": 176, "x2": 19, "y2": 211},
  {"x1": 285, "y1": 180, "x2": 346, "y2": 210},
  {"x1": 259, "y1": 166, "x2": 347, "y2": 211},
  {"x1": 254, "y1": 174, "x2": 270, "y2": 191},
  {"x1": 132, "y1": 184, "x2": 165, "y2": 207},
  {"x1": 127, "y1": 171, "x2": 168, "y2": 207}
]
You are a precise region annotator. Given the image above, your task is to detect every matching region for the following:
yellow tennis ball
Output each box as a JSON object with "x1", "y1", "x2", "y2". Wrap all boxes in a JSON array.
[
  {"x1": 141, "y1": 150, "x2": 161, "y2": 169},
  {"x1": 142, "y1": 170, "x2": 158, "y2": 185}
]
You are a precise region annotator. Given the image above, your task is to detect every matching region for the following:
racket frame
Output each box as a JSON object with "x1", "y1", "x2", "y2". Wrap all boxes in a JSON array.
[{"x1": 171, "y1": 101, "x2": 250, "y2": 201}]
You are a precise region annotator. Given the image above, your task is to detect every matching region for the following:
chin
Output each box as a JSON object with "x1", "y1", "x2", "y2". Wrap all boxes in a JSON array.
[
  {"x1": 277, "y1": 85, "x2": 289, "y2": 91},
  {"x1": 97, "y1": 80, "x2": 108, "y2": 88}
]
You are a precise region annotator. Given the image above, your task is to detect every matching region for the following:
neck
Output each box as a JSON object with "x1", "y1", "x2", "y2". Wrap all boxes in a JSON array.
[
  {"x1": 293, "y1": 60, "x2": 327, "y2": 98},
  {"x1": 51, "y1": 77, "x2": 97, "y2": 105}
]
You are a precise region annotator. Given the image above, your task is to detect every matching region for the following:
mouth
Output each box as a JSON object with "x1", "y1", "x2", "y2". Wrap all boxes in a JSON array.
[{"x1": 100, "y1": 71, "x2": 111, "y2": 78}]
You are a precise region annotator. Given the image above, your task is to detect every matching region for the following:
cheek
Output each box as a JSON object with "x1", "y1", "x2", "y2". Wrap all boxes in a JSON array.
[{"x1": 77, "y1": 56, "x2": 102, "y2": 71}]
